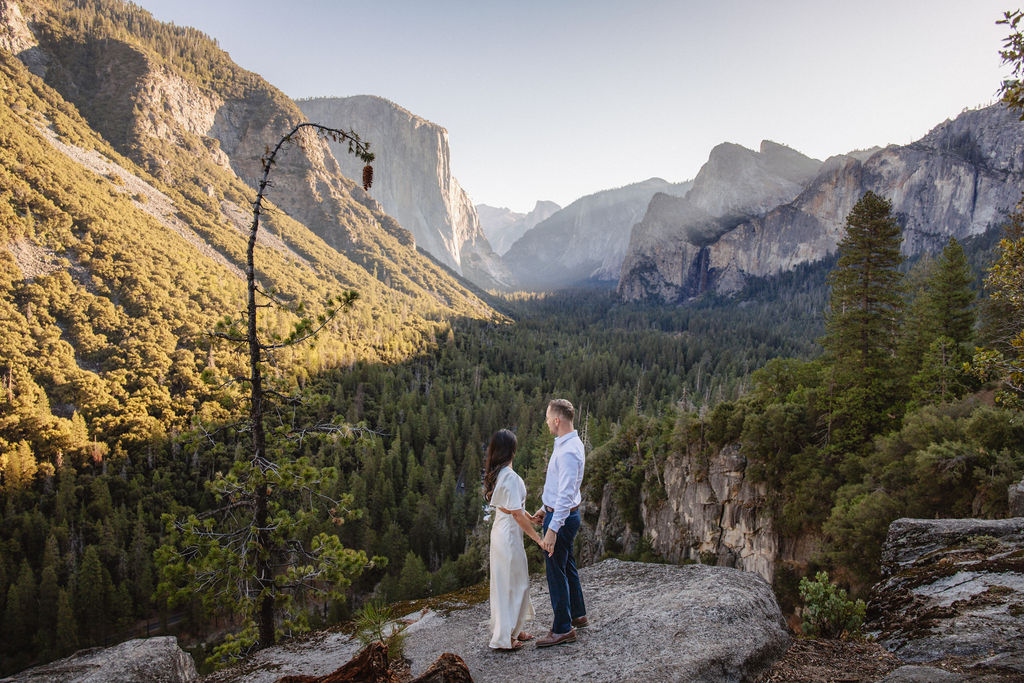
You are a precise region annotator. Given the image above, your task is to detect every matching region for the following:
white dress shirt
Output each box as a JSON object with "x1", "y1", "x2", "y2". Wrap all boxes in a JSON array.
[{"x1": 541, "y1": 430, "x2": 585, "y2": 533}]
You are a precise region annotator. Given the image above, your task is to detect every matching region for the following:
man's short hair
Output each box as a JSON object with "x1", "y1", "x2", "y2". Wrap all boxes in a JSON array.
[{"x1": 548, "y1": 398, "x2": 574, "y2": 423}]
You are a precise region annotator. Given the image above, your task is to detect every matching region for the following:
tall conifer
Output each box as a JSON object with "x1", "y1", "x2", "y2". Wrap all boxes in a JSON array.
[{"x1": 822, "y1": 191, "x2": 905, "y2": 453}]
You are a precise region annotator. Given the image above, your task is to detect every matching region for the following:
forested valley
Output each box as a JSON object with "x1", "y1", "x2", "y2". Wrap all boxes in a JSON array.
[{"x1": 2, "y1": 207, "x2": 1020, "y2": 673}]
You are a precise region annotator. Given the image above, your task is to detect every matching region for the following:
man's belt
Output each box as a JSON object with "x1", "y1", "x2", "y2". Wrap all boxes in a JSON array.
[{"x1": 544, "y1": 504, "x2": 580, "y2": 513}]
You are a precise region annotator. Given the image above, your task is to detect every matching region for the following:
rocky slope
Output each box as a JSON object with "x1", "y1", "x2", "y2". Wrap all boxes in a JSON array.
[
  {"x1": 504, "y1": 178, "x2": 692, "y2": 289},
  {"x1": 2, "y1": 0, "x2": 490, "y2": 306},
  {"x1": 620, "y1": 105, "x2": 1024, "y2": 302},
  {"x1": 297, "y1": 95, "x2": 511, "y2": 289},
  {"x1": 477, "y1": 200, "x2": 560, "y2": 255},
  {"x1": 0, "y1": 0, "x2": 496, "y2": 461}
]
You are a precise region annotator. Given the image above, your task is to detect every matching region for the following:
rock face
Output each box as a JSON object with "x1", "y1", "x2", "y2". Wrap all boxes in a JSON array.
[
  {"x1": 619, "y1": 105, "x2": 1024, "y2": 302},
  {"x1": 582, "y1": 444, "x2": 790, "y2": 585},
  {"x1": 618, "y1": 141, "x2": 821, "y2": 301},
  {"x1": 504, "y1": 178, "x2": 692, "y2": 289},
  {"x1": 208, "y1": 560, "x2": 789, "y2": 683},
  {"x1": 297, "y1": 95, "x2": 511, "y2": 289},
  {"x1": 867, "y1": 517, "x2": 1024, "y2": 678},
  {"x1": 1, "y1": 637, "x2": 197, "y2": 682},
  {"x1": 477, "y1": 200, "x2": 561, "y2": 255}
]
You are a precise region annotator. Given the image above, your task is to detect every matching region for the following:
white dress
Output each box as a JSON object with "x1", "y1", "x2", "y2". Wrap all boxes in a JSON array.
[{"x1": 488, "y1": 465, "x2": 534, "y2": 649}]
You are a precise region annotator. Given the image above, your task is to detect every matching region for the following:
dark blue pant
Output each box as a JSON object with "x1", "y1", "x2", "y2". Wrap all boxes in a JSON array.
[{"x1": 543, "y1": 509, "x2": 586, "y2": 634}]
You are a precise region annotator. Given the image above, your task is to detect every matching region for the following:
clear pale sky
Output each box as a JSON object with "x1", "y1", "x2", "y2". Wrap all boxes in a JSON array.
[{"x1": 133, "y1": 0, "x2": 1013, "y2": 213}]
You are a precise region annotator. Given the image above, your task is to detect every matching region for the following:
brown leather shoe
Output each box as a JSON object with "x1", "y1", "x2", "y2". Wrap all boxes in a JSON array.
[
  {"x1": 536, "y1": 628, "x2": 577, "y2": 648},
  {"x1": 572, "y1": 616, "x2": 588, "y2": 628}
]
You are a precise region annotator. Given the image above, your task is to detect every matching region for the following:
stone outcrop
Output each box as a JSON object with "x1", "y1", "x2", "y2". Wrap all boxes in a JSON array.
[
  {"x1": 619, "y1": 104, "x2": 1024, "y2": 302},
  {"x1": 504, "y1": 178, "x2": 692, "y2": 289},
  {"x1": 477, "y1": 200, "x2": 561, "y2": 255},
  {"x1": 0, "y1": 0, "x2": 46, "y2": 75},
  {"x1": 1, "y1": 637, "x2": 197, "y2": 682},
  {"x1": 867, "y1": 517, "x2": 1024, "y2": 679},
  {"x1": 208, "y1": 560, "x2": 789, "y2": 683},
  {"x1": 297, "y1": 95, "x2": 511, "y2": 289},
  {"x1": 403, "y1": 559, "x2": 789, "y2": 682},
  {"x1": 583, "y1": 443, "x2": 790, "y2": 585}
]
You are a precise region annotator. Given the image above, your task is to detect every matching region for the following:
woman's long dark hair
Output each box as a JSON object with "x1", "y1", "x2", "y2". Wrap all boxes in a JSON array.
[{"x1": 483, "y1": 429, "x2": 517, "y2": 502}]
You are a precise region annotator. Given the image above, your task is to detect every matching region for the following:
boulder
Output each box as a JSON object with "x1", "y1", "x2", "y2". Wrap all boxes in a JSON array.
[
  {"x1": 0, "y1": 636, "x2": 196, "y2": 682},
  {"x1": 867, "y1": 518, "x2": 1024, "y2": 678}
]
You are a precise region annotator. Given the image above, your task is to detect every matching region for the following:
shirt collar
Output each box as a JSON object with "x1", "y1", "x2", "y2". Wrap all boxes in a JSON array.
[{"x1": 554, "y1": 430, "x2": 578, "y2": 448}]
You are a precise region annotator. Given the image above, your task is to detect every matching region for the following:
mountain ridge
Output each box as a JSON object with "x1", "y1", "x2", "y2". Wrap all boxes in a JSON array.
[{"x1": 619, "y1": 104, "x2": 1024, "y2": 302}]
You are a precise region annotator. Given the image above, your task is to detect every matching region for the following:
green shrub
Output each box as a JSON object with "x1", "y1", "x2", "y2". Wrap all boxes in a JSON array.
[{"x1": 798, "y1": 571, "x2": 866, "y2": 638}]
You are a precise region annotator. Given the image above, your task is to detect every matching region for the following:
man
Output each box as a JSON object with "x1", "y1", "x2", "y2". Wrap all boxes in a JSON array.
[{"x1": 532, "y1": 398, "x2": 588, "y2": 648}]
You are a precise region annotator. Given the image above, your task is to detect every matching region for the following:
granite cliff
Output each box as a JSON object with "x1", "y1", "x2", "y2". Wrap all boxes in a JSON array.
[
  {"x1": 580, "y1": 442, "x2": 801, "y2": 587},
  {"x1": 504, "y1": 177, "x2": 692, "y2": 289},
  {"x1": 618, "y1": 140, "x2": 823, "y2": 301},
  {"x1": 477, "y1": 200, "x2": 560, "y2": 256},
  {"x1": 297, "y1": 95, "x2": 511, "y2": 289},
  {"x1": 619, "y1": 105, "x2": 1024, "y2": 302}
]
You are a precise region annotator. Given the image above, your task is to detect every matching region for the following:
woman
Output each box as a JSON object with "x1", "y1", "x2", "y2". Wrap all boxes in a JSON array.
[{"x1": 484, "y1": 429, "x2": 542, "y2": 650}]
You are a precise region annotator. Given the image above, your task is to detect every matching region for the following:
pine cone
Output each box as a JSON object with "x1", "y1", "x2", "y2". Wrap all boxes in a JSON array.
[{"x1": 362, "y1": 164, "x2": 374, "y2": 191}]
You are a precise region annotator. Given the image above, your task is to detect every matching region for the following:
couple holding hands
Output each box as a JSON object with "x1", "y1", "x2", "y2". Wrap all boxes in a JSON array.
[{"x1": 484, "y1": 398, "x2": 588, "y2": 651}]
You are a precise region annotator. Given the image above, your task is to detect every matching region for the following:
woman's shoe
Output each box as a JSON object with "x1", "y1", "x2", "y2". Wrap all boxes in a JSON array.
[{"x1": 516, "y1": 632, "x2": 536, "y2": 641}]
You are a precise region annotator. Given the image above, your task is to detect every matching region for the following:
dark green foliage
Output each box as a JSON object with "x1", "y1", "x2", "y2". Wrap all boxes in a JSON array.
[
  {"x1": 902, "y1": 238, "x2": 977, "y2": 405},
  {"x1": 972, "y1": 201, "x2": 1024, "y2": 408},
  {"x1": 822, "y1": 191, "x2": 905, "y2": 454}
]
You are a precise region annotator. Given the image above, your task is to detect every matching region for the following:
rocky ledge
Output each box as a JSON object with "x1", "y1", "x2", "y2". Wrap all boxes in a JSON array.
[
  {"x1": 867, "y1": 517, "x2": 1024, "y2": 681},
  {"x1": 210, "y1": 558, "x2": 789, "y2": 683}
]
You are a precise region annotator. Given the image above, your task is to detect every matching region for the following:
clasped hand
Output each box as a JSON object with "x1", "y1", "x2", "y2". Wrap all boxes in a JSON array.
[{"x1": 531, "y1": 508, "x2": 556, "y2": 556}]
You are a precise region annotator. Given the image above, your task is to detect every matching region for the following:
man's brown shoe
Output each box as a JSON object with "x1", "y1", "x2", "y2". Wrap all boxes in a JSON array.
[
  {"x1": 571, "y1": 616, "x2": 588, "y2": 628},
  {"x1": 536, "y1": 628, "x2": 577, "y2": 648}
]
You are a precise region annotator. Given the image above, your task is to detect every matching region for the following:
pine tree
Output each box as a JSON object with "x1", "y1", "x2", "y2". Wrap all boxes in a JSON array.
[
  {"x1": 4, "y1": 560, "x2": 38, "y2": 655},
  {"x1": 927, "y1": 238, "x2": 975, "y2": 345},
  {"x1": 821, "y1": 191, "x2": 905, "y2": 453},
  {"x1": 155, "y1": 124, "x2": 375, "y2": 664},
  {"x1": 55, "y1": 588, "x2": 78, "y2": 656},
  {"x1": 75, "y1": 547, "x2": 110, "y2": 646},
  {"x1": 906, "y1": 238, "x2": 976, "y2": 404},
  {"x1": 35, "y1": 540, "x2": 60, "y2": 655}
]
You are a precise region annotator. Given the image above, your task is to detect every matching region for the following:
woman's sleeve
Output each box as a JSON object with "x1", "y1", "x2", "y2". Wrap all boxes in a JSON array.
[
  {"x1": 490, "y1": 476, "x2": 509, "y2": 509},
  {"x1": 501, "y1": 474, "x2": 524, "y2": 511}
]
